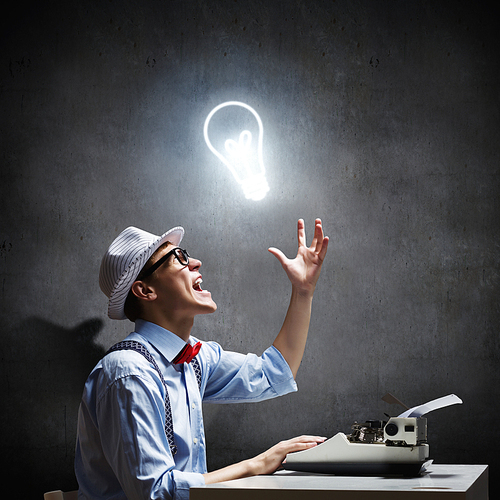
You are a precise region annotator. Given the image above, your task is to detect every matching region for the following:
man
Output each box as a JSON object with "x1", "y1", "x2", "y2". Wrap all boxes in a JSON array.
[{"x1": 75, "y1": 218, "x2": 329, "y2": 499}]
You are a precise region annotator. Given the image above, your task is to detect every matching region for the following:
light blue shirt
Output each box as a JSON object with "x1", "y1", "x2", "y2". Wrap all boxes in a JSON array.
[{"x1": 75, "y1": 319, "x2": 297, "y2": 500}]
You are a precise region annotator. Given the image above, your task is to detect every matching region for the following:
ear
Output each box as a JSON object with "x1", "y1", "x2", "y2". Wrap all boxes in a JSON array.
[{"x1": 130, "y1": 280, "x2": 157, "y2": 302}]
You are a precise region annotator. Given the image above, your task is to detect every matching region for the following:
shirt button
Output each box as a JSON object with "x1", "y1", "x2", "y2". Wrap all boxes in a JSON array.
[
  {"x1": 193, "y1": 438, "x2": 198, "y2": 444},
  {"x1": 192, "y1": 403, "x2": 196, "y2": 409}
]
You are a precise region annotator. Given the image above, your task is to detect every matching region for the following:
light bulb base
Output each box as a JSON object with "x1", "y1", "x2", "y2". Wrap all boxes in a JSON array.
[{"x1": 241, "y1": 174, "x2": 270, "y2": 201}]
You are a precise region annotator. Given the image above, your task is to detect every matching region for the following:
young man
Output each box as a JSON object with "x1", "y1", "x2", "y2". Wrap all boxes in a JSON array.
[{"x1": 75, "y1": 219, "x2": 329, "y2": 499}]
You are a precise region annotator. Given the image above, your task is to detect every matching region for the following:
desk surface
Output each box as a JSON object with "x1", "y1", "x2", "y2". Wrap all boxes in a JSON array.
[{"x1": 190, "y1": 464, "x2": 488, "y2": 499}]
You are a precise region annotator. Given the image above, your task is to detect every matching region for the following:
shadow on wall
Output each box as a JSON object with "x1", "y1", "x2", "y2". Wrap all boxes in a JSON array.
[{"x1": 0, "y1": 317, "x2": 105, "y2": 497}]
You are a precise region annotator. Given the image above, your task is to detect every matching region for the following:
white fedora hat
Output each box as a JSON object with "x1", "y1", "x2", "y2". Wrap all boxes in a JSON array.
[{"x1": 99, "y1": 225, "x2": 184, "y2": 320}]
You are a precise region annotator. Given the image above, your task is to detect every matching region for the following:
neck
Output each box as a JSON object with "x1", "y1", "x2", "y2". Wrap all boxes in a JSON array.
[{"x1": 139, "y1": 312, "x2": 194, "y2": 343}]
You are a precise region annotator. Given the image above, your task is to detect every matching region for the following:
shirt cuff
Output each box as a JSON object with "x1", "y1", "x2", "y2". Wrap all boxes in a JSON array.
[
  {"x1": 172, "y1": 470, "x2": 206, "y2": 500},
  {"x1": 262, "y1": 345, "x2": 298, "y2": 396}
]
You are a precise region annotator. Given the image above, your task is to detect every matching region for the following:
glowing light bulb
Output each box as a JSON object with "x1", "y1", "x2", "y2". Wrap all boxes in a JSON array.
[{"x1": 204, "y1": 101, "x2": 269, "y2": 201}]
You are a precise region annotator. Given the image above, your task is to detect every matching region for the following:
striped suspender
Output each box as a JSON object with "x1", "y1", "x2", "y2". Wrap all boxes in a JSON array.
[{"x1": 106, "y1": 340, "x2": 202, "y2": 456}]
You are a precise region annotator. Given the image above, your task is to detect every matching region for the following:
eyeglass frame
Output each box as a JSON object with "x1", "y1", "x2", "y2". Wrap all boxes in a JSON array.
[{"x1": 137, "y1": 247, "x2": 190, "y2": 280}]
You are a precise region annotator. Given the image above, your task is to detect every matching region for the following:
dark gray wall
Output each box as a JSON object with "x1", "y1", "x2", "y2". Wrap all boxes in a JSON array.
[{"x1": 1, "y1": 0, "x2": 498, "y2": 497}]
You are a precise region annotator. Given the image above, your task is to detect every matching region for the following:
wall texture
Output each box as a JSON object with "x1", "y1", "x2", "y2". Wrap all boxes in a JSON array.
[{"x1": 1, "y1": 0, "x2": 498, "y2": 497}]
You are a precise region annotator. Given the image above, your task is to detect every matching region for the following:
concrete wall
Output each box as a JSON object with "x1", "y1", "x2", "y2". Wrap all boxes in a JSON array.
[{"x1": 1, "y1": 0, "x2": 498, "y2": 496}]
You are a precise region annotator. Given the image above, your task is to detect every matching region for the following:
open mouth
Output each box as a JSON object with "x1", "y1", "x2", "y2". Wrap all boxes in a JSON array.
[{"x1": 193, "y1": 277, "x2": 203, "y2": 292}]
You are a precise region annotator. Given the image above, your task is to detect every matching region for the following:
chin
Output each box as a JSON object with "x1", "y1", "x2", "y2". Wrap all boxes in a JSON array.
[{"x1": 197, "y1": 299, "x2": 217, "y2": 315}]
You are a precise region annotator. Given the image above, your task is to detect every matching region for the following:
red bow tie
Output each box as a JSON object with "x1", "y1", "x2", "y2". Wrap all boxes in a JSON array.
[{"x1": 173, "y1": 341, "x2": 202, "y2": 364}]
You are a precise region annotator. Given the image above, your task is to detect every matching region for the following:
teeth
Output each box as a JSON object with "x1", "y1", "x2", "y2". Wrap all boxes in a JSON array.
[{"x1": 194, "y1": 277, "x2": 203, "y2": 290}]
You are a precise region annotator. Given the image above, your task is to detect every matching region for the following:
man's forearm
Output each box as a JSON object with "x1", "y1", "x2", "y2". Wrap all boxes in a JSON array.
[
  {"x1": 203, "y1": 435, "x2": 324, "y2": 484},
  {"x1": 203, "y1": 458, "x2": 255, "y2": 484},
  {"x1": 272, "y1": 287, "x2": 314, "y2": 378}
]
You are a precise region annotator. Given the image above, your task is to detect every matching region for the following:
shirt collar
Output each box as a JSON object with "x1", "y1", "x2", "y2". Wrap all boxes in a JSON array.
[{"x1": 134, "y1": 319, "x2": 190, "y2": 363}]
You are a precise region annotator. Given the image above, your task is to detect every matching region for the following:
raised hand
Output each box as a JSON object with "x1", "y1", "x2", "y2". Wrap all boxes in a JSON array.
[{"x1": 268, "y1": 218, "x2": 329, "y2": 296}]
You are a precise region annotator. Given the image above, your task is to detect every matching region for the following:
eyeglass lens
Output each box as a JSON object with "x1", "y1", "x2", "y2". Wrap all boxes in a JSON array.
[{"x1": 174, "y1": 248, "x2": 190, "y2": 265}]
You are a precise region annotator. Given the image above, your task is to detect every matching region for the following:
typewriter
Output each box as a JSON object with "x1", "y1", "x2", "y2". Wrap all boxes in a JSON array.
[{"x1": 283, "y1": 393, "x2": 462, "y2": 476}]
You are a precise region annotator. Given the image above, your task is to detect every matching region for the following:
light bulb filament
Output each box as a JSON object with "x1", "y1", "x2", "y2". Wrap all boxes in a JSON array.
[{"x1": 225, "y1": 130, "x2": 253, "y2": 177}]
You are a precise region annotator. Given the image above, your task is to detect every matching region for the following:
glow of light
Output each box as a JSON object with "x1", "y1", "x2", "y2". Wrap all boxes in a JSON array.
[{"x1": 203, "y1": 101, "x2": 269, "y2": 201}]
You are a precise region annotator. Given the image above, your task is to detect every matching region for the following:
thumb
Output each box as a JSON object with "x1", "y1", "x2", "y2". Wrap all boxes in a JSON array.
[{"x1": 268, "y1": 247, "x2": 288, "y2": 265}]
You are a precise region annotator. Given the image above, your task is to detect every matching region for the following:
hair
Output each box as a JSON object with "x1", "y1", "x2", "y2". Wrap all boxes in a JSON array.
[{"x1": 123, "y1": 241, "x2": 173, "y2": 322}]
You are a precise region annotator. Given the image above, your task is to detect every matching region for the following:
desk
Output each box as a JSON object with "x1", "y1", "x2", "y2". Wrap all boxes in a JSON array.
[{"x1": 190, "y1": 464, "x2": 488, "y2": 499}]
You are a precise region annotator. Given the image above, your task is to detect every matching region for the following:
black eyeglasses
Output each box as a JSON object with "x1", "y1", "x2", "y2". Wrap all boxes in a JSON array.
[{"x1": 138, "y1": 247, "x2": 190, "y2": 280}]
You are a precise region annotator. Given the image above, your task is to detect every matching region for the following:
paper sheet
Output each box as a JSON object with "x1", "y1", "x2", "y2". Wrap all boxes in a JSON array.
[{"x1": 397, "y1": 394, "x2": 463, "y2": 418}]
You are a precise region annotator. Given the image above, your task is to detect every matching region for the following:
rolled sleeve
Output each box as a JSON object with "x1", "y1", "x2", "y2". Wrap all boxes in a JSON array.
[
  {"x1": 201, "y1": 343, "x2": 297, "y2": 403},
  {"x1": 261, "y1": 345, "x2": 298, "y2": 396},
  {"x1": 171, "y1": 470, "x2": 205, "y2": 500}
]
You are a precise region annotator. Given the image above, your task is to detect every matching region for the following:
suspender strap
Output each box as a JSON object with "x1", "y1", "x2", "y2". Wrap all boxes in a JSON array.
[{"x1": 106, "y1": 340, "x2": 202, "y2": 456}]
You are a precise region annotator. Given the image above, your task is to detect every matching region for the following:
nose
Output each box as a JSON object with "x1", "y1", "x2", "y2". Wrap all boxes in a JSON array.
[{"x1": 189, "y1": 257, "x2": 202, "y2": 271}]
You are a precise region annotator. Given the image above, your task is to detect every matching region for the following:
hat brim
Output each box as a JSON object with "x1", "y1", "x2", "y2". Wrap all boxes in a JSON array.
[{"x1": 107, "y1": 226, "x2": 184, "y2": 320}]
